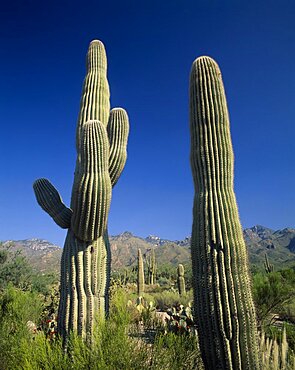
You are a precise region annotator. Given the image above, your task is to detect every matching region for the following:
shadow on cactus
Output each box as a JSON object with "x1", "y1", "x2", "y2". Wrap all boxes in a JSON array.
[{"x1": 33, "y1": 40, "x2": 129, "y2": 342}]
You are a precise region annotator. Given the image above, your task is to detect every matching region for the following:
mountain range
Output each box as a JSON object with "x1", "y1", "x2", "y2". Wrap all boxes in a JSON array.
[{"x1": 1, "y1": 225, "x2": 295, "y2": 275}]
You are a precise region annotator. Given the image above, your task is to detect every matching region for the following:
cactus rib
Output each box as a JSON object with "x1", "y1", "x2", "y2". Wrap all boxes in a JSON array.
[
  {"x1": 137, "y1": 249, "x2": 145, "y2": 296},
  {"x1": 33, "y1": 40, "x2": 129, "y2": 342},
  {"x1": 33, "y1": 178, "x2": 72, "y2": 229},
  {"x1": 177, "y1": 264, "x2": 186, "y2": 296},
  {"x1": 190, "y1": 56, "x2": 261, "y2": 369}
]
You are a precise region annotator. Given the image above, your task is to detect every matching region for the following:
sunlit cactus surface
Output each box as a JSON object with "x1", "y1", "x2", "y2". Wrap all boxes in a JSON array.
[
  {"x1": 190, "y1": 56, "x2": 260, "y2": 369},
  {"x1": 33, "y1": 40, "x2": 129, "y2": 341}
]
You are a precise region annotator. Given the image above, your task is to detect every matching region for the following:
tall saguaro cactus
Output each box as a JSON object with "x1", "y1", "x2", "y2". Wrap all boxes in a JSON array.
[
  {"x1": 147, "y1": 248, "x2": 156, "y2": 285},
  {"x1": 189, "y1": 56, "x2": 260, "y2": 369},
  {"x1": 137, "y1": 249, "x2": 145, "y2": 296},
  {"x1": 33, "y1": 40, "x2": 129, "y2": 341}
]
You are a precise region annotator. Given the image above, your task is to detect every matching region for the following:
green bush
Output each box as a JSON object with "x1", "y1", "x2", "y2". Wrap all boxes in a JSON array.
[
  {"x1": 0, "y1": 247, "x2": 32, "y2": 291},
  {"x1": 253, "y1": 269, "x2": 295, "y2": 324},
  {"x1": 152, "y1": 290, "x2": 193, "y2": 310},
  {"x1": 0, "y1": 286, "x2": 204, "y2": 369},
  {"x1": 150, "y1": 332, "x2": 204, "y2": 369},
  {"x1": 0, "y1": 285, "x2": 43, "y2": 370},
  {"x1": 252, "y1": 268, "x2": 295, "y2": 356},
  {"x1": 263, "y1": 323, "x2": 295, "y2": 352}
]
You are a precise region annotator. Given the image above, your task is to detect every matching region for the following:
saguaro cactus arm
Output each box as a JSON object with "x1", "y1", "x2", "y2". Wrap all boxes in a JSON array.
[
  {"x1": 33, "y1": 178, "x2": 72, "y2": 229},
  {"x1": 71, "y1": 120, "x2": 112, "y2": 242},
  {"x1": 107, "y1": 108, "x2": 130, "y2": 187}
]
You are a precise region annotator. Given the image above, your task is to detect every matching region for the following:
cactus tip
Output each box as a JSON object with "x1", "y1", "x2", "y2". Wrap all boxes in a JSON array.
[
  {"x1": 89, "y1": 39, "x2": 104, "y2": 46},
  {"x1": 111, "y1": 107, "x2": 127, "y2": 113},
  {"x1": 191, "y1": 56, "x2": 221, "y2": 74}
]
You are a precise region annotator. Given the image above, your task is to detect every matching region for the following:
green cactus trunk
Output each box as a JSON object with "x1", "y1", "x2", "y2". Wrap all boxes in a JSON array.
[
  {"x1": 189, "y1": 56, "x2": 261, "y2": 369},
  {"x1": 177, "y1": 264, "x2": 186, "y2": 296},
  {"x1": 148, "y1": 248, "x2": 156, "y2": 285},
  {"x1": 33, "y1": 40, "x2": 129, "y2": 342},
  {"x1": 137, "y1": 249, "x2": 145, "y2": 296}
]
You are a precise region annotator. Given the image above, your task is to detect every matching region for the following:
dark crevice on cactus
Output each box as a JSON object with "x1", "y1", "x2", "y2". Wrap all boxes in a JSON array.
[
  {"x1": 190, "y1": 56, "x2": 261, "y2": 369},
  {"x1": 33, "y1": 40, "x2": 129, "y2": 342}
]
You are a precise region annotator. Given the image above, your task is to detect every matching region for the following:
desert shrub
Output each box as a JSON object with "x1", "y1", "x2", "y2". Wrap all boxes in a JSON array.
[
  {"x1": 150, "y1": 332, "x2": 204, "y2": 369},
  {"x1": 0, "y1": 245, "x2": 58, "y2": 296},
  {"x1": 0, "y1": 248, "x2": 32, "y2": 291},
  {"x1": 152, "y1": 290, "x2": 193, "y2": 310},
  {"x1": 0, "y1": 285, "x2": 43, "y2": 370},
  {"x1": 279, "y1": 299, "x2": 295, "y2": 324},
  {"x1": 285, "y1": 324, "x2": 295, "y2": 353},
  {"x1": 0, "y1": 287, "x2": 147, "y2": 369},
  {"x1": 0, "y1": 286, "x2": 204, "y2": 369},
  {"x1": 253, "y1": 269, "x2": 295, "y2": 324},
  {"x1": 253, "y1": 268, "x2": 295, "y2": 358},
  {"x1": 264, "y1": 323, "x2": 295, "y2": 353},
  {"x1": 30, "y1": 272, "x2": 59, "y2": 296}
]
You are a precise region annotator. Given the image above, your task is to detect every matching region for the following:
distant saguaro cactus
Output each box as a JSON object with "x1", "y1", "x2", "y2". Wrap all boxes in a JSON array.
[
  {"x1": 177, "y1": 264, "x2": 186, "y2": 296},
  {"x1": 147, "y1": 248, "x2": 156, "y2": 285},
  {"x1": 33, "y1": 40, "x2": 129, "y2": 342},
  {"x1": 137, "y1": 249, "x2": 145, "y2": 296},
  {"x1": 190, "y1": 56, "x2": 260, "y2": 369},
  {"x1": 264, "y1": 253, "x2": 274, "y2": 273}
]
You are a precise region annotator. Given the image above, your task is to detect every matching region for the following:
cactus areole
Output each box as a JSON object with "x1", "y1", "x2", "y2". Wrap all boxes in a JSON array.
[
  {"x1": 189, "y1": 56, "x2": 260, "y2": 369},
  {"x1": 33, "y1": 40, "x2": 129, "y2": 342}
]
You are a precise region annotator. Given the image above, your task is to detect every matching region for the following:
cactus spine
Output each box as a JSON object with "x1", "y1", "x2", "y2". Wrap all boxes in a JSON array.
[
  {"x1": 177, "y1": 264, "x2": 186, "y2": 296},
  {"x1": 189, "y1": 56, "x2": 260, "y2": 369},
  {"x1": 33, "y1": 40, "x2": 129, "y2": 341},
  {"x1": 147, "y1": 248, "x2": 156, "y2": 285},
  {"x1": 137, "y1": 249, "x2": 145, "y2": 296}
]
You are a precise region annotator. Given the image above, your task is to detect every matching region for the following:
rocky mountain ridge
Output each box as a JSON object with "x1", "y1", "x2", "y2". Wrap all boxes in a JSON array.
[
  {"x1": 1, "y1": 225, "x2": 295, "y2": 274},
  {"x1": 2, "y1": 238, "x2": 61, "y2": 273}
]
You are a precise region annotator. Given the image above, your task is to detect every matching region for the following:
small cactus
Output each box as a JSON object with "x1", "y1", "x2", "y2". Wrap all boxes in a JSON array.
[
  {"x1": 137, "y1": 249, "x2": 145, "y2": 296},
  {"x1": 177, "y1": 264, "x2": 186, "y2": 296},
  {"x1": 264, "y1": 253, "x2": 274, "y2": 273},
  {"x1": 147, "y1": 248, "x2": 156, "y2": 285}
]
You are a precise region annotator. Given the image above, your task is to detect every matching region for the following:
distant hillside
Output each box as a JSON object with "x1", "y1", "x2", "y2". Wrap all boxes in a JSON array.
[
  {"x1": 243, "y1": 225, "x2": 295, "y2": 268},
  {"x1": 1, "y1": 225, "x2": 295, "y2": 274},
  {"x1": 111, "y1": 231, "x2": 191, "y2": 269},
  {"x1": 2, "y1": 238, "x2": 61, "y2": 274}
]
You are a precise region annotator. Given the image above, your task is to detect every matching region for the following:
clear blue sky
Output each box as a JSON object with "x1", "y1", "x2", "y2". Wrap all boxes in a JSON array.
[{"x1": 0, "y1": 0, "x2": 294, "y2": 246}]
